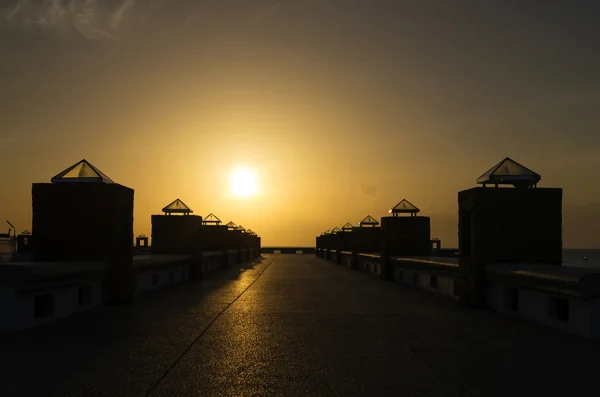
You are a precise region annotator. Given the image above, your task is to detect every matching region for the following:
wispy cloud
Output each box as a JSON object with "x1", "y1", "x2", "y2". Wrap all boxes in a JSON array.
[
  {"x1": 4, "y1": 0, "x2": 137, "y2": 40},
  {"x1": 360, "y1": 183, "x2": 378, "y2": 198}
]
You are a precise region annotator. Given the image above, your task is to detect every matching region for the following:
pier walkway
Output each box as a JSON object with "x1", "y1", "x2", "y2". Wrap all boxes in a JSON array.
[{"x1": 1, "y1": 254, "x2": 599, "y2": 396}]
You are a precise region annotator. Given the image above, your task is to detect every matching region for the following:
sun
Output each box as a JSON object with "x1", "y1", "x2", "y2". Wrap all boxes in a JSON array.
[{"x1": 230, "y1": 167, "x2": 259, "y2": 198}]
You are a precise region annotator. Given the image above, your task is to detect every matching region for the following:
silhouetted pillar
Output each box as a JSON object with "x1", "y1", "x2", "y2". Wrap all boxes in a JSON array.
[
  {"x1": 32, "y1": 182, "x2": 135, "y2": 305},
  {"x1": 352, "y1": 227, "x2": 381, "y2": 254},
  {"x1": 135, "y1": 235, "x2": 149, "y2": 248},
  {"x1": 458, "y1": 187, "x2": 562, "y2": 308},
  {"x1": 16, "y1": 233, "x2": 32, "y2": 254},
  {"x1": 151, "y1": 215, "x2": 203, "y2": 254},
  {"x1": 380, "y1": 216, "x2": 431, "y2": 280}
]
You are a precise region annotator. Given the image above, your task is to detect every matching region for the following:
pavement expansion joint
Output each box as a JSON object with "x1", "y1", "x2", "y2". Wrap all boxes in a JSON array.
[{"x1": 143, "y1": 255, "x2": 278, "y2": 396}]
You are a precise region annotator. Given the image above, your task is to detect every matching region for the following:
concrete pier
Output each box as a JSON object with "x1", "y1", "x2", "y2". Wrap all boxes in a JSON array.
[{"x1": 1, "y1": 254, "x2": 599, "y2": 396}]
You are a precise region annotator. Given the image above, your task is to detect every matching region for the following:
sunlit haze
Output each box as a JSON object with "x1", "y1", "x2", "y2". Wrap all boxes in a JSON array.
[{"x1": 1, "y1": 1, "x2": 600, "y2": 247}]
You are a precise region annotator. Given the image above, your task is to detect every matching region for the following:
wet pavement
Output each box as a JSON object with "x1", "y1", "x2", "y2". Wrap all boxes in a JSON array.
[{"x1": 1, "y1": 254, "x2": 599, "y2": 396}]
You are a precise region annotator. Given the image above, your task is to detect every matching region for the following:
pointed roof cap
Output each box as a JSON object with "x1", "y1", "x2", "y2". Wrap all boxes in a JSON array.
[
  {"x1": 341, "y1": 222, "x2": 354, "y2": 231},
  {"x1": 137, "y1": 233, "x2": 147, "y2": 238},
  {"x1": 203, "y1": 213, "x2": 221, "y2": 225},
  {"x1": 51, "y1": 159, "x2": 114, "y2": 184},
  {"x1": 331, "y1": 227, "x2": 342, "y2": 234},
  {"x1": 477, "y1": 157, "x2": 540, "y2": 187},
  {"x1": 390, "y1": 199, "x2": 420, "y2": 215},
  {"x1": 162, "y1": 199, "x2": 193, "y2": 214},
  {"x1": 359, "y1": 215, "x2": 379, "y2": 227},
  {"x1": 235, "y1": 225, "x2": 246, "y2": 232},
  {"x1": 225, "y1": 221, "x2": 237, "y2": 230},
  {"x1": 246, "y1": 229, "x2": 257, "y2": 236},
  {"x1": 323, "y1": 229, "x2": 332, "y2": 235},
  {"x1": 21, "y1": 230, "x2": 31, "y2": 235}
]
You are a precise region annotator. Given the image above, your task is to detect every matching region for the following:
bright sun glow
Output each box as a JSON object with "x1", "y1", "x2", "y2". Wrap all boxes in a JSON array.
[{"x1": 230, "y1": 167, "x2": 259, "y2": 198}]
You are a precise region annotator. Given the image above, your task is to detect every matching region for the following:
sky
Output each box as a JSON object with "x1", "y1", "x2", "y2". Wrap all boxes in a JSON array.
[{"x1": 1, "y1": 0, "x2": 599, "y2": 247}]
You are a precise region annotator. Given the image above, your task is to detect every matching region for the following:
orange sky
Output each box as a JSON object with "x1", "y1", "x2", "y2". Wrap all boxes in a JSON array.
[{"x1": 1, "y1": 1, "x2": 600, "y2": 248}]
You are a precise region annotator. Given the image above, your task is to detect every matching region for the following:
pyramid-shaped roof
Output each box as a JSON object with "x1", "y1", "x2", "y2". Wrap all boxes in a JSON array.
[
  {"x1": 390, "y1": 199, "x2": 420, "y2": 214},
  {"x1": 225, "y1": 221, "x2": 237, "y2": 229},
  {"x1": 21, "y1": 230, "x2": 31, "y2": 235},
  {"x1": 203, "y1": 213, "x2": 221, "y2": 225},
  {"x1": 51, "y1": 159, "x2": 114, "y2": 184},
  {"x1": 323, "y1": 229, "x2": 332, "y2": 235},
  {"x1": 138, "y1": 233, "x2": 147, "y2": 238},
  {"x1": 341, "y1": 222, "x2": 354, "y2": 231},
  {"x1": 477, "y1": 157, "x2": 540, "y2": 187},
  {"x1": 359, "y1": 215, "x2": 379, "y2": 227},
  {"x1": 236, "y1": 225, "x2": 246, "y2": 232},
  {"x1": 246, "y1": 229, "x2": 257, "y2": 236},
  {"x1": 331, "y1": 227, "x2": 342, "y2": 234},
  {"x1": 162, "y1": 199, "x2": 193, "y2": 214}
]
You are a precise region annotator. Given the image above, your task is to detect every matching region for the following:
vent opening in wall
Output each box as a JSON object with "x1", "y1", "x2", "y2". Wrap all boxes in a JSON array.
[
  {"x1": 430, "y1": 275, "x2": 438, "y2": 290},
  {"x1": 35, "y1": 294, "x2": 54, "y2": 318},
  {"x1": 548, "y1": 296, "x2": 569, "y2": 322},
  {"x1": 78, "y1": 286, "x2": 92, "y2": 306},
  {"x1": 505, "y1": 287, "x2": 519, "y2": 312}
]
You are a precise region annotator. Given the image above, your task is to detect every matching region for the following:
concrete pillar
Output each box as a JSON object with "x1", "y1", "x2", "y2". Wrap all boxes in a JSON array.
[
  {"x1": 32, "y1": 182, "x2": 135, "y2": 305},
  {"x1": 458, "y1": 187, "x2": 562, "y2": 308},
  {"x1": 151, "y1": 215, "x2": 203, "y2": 254},
  {"x1": 352, "y1": 227, "x2": 381, "y2": 254},
  {"x1": 380, "y1": 216, "x2": 431, "y2": 280}
]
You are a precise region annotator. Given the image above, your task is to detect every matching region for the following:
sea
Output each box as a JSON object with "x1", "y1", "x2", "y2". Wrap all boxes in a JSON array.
[{"x1": 562, "y1": 249, "x2": 600, "y2": 268}]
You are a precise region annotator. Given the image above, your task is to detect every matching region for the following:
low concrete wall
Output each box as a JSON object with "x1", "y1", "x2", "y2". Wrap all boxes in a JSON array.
[
  {"x1": 202, "y1": 251, "x2": 222, "y2": 274},
  {"x1": 357, "y1": 253, "x2": 382, "y2": 276},
  {"x1": 133, "y1": 255, "x2": 192, "y2": 295},
  {"x1": 0, "y1": 249, "x2": 258, "y2": 333},
  {"x1": 0, "y1": 261, "x2": 109, "y2": 333},
  {"x1": 340, "y1": 251, "x2": 353, "y2": 268},
  {"x1": 329, "y1": 250, "x2": 338, "y2": 264},
  {"x1": 392, "y1": 257, "x2": 460, "y2": 299},
  {"x1": 319, "y1": 252, "x2": 600, "y2": 340},
  {"x1": 485, "y1": 263, "x2": 600, "y2": 340}
]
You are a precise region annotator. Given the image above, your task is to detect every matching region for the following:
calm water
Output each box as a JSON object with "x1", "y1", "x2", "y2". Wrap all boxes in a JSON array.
[{"x1": 562, "y1": 249, "x2": 600, "y2": 268}]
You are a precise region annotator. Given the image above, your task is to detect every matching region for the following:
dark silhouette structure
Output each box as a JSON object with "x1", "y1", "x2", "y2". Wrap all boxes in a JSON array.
[
  {"x1": 151, "y1": 199, "x2": 203, "y2": 255},
  {"x1": 17, "y1": 230, "x2": 32, "y2": 254},
  {"x1": 316, "y1": 216, "x2": 381, "y2": 262},
  {"x1": 459, "y1": 158, "x2": 562, "y2": 308},
  {"x1": 352, "y1": 215, "x2": 381, "y2": 253},
  {"x1": 381, "y1": 199, "x2": 431, "y2": 280},
  {"x1": 135, "y1": 233, "x2": 148, "y2": 248},
  {"x1": 32, "y1": 159, "x2": 135, "y2": 304}
]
